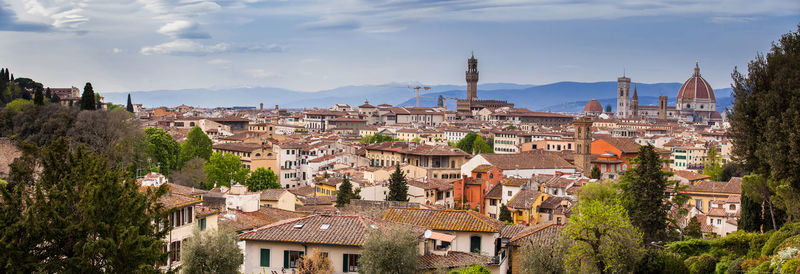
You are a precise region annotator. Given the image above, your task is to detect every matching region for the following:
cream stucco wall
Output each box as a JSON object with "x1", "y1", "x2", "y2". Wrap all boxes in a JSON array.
[{"x1": 242, "y1": 241, "x2": 363, "y2": 274}]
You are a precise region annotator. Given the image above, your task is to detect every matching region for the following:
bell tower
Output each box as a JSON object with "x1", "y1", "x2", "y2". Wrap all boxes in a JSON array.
[
  {"x1": 466, "y1": 53, "x2": 479, "y2": 102},
  {"x1": 617, "y1": 74, "x2": 631, "y2": 117},
  {"x1": 631, "y1": 85, "x2": 639, "y2": 117},
  {"x1": 573, "y1": 118, "x2": 593, "y2": 174}
]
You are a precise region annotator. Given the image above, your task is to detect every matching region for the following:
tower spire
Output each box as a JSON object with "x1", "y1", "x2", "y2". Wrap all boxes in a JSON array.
[
  {"x1": 632, "y1": 85, "x2": 638, "y2": 100},
  {"x1": 694, "y1": 60, "x2": 700, "y2": 77}
]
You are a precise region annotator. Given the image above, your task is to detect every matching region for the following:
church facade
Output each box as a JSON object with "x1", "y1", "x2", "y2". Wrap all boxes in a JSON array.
[{"x1": 612, "y1": 62, "x2": 722, "y2": 125}]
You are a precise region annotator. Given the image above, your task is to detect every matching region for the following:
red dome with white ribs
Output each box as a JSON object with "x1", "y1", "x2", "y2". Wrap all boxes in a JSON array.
[
  {"x1": 677, "y1": 62, "x2": 715, "y2": 102},
  {"x1": 584, "y1": 99, "x2": 603, "y2": 113}
]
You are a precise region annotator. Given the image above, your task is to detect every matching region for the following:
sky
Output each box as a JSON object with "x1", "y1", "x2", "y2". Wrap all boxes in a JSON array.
[{"x1": 0, "y1": 0, "x2": 798, "y2": 93}]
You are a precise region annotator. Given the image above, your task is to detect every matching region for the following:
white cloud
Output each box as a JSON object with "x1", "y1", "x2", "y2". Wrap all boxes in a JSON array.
[
  {"x1": 112, "y1": 48, "x2": 123, "y2": 53},
  {"x1": 245, "y1": 68, "x2": 282, "y2": 79},
  {"x1": 141, "y1": 40, "x2": 285, "y2": 56},
  {"x1": 208, "y1": 58, "x2": 230, "y2": 64},
  {"x1": 141, "y1": 39, "x2": 229, "y2": 55},
  {"x1": 158, "y1": 20, "x2": 210, "y2": 39},
  {"x1": 21, "y1": 0, "x2": 90, "y2": 29},
  {"x1": 711, "y1": 16, "x2": 755, "y2": 24}
]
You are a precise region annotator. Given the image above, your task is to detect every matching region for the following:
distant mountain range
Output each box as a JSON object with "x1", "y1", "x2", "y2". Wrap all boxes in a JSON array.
[{"x1": 104, "y1": 82, "x2": 733, "y2": 113}]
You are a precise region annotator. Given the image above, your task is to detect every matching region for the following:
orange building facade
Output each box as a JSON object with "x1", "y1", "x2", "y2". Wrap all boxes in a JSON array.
[{"x1": 453, "y1": 165, "x2": 504, "y2": 214}]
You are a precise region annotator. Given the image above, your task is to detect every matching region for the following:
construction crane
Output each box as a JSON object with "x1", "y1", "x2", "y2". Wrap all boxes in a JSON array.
[{"x1": 372, "y1": 83, "x2": 431, "y2": 107}]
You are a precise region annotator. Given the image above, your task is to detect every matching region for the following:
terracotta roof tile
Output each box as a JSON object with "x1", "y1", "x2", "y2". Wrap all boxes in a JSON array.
[
  {"x1": 507, "y1": 189, "x2": 544, "y2": 210},
  {"x1": 239, "y1": 215, "x2": 385, "y2": 246},
  {"x1": 510, "y1": 223, "x2": 565, "y2": 246},
  {"x1": 480, "y1": 150, "x2": 574, "y2": 170},
  {"x1": 382, "y1": 208, "x2": 504, "y2": 233}
]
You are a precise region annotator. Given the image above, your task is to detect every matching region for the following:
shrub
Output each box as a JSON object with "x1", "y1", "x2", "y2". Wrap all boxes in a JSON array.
[
  {"x1": 448, "y1": 265, "x2": 491, "y2": 274},
  {"x1": 781, "y1": 259, "x2": 800, "y2": 274},
  {"x1": 770, "y1": 247, "x2": 799, "y2": 271},
  {"x1": 749, "y1": 260, "x2": 772, "y2": 273},
  {"x1": 740, "y1": 257, "x2": 767, "y2": 271},
  {"x1": 686, "y1": 254, "x2": 718, "y2": 274},
  {"x1": 635, "y1": 249, "x2": 688, "y2": 274},
  {"x1": 725, "y1": 257, "x2": 745, "y2": 274},
  {"x1": 762, "y1": 223, "x2": 800, "y2": 256}
]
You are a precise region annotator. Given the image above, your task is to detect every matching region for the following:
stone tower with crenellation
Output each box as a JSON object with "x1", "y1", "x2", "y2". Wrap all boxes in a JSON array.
[
  {"x1": 466, "y1": 53, "x2": 479, "y2": 102},
  {"x1": 573, "y1": 118, "x2": 593, "y2": 174}
]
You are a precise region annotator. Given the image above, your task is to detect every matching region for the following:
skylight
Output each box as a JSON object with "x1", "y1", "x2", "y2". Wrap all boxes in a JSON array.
[
  {"x1": 293, "y1": 223, "x2": 304, "y2": 229},
  {"x1": 320, "y1": 224, "x2": 330, "y2": 230}
]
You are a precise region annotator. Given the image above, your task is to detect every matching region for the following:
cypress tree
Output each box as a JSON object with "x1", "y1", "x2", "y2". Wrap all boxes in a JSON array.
[
  {"x1": 499, "y1": 204, "x2": 513, "y2": 223},
  {"x1": 80, "y1": 82, "x2": 95, "y2": 110},
  {"x1": 126, "y1": 93, "x2": 134, "y2": 113},
  {"x1": 619, "y1": 144, "x2": 670, "y2": 244},
  {"x1": 51, "y1": 94, "x2": 61, "y2": 104},
  {"x1": 387, "y1": 165, "x2": 408, "y2": 202},
  {"x1": 45, "y1": 87, "x2": 52, "y2": 99},
  {"x1": 336, "y1": 176, "x2": 354, "y2": 206},
  {"x1": 684, "y1": 216, "x2": 702, "y2": 238},
  {"x1": 33, "y1": 87, "x2": 44, "y2": 105},
  {"x1": 590, "y1": 165, "x2": 601, "y2": 179},
  {"x1": 739, "y1": 193, "x2": 763, "y2": 232}
]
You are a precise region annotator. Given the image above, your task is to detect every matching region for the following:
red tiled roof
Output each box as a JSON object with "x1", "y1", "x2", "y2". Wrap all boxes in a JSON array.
[
  {"x1": 382, "y1": 207, "x2": 504, "y2": 233},
  {"x1": 480, "y1": 150, "x2": 574, "y2": 170},
  {"x1": 510, "y1": 223, "x2": 565, "y2": 246},
  {"x1": 239, "y1": 215, "x2": 385, "y2": 246}
]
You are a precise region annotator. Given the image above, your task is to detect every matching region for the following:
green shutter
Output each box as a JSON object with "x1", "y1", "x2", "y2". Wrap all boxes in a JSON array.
[
  {"x1": 283, "y1": 250, "x2": 289, "y2": 268},
  {"x1": 342, "y1": 254, "x2": 349, "y2": 273},
  {"x1": 260, "y1": 249, "x2": 270, "y2": 267}
]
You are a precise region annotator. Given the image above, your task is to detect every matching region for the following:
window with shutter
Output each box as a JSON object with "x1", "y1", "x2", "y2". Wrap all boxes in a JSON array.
[
  {"x1": 342, "y1": 254, "x2": 349, "y2": 273},
  {"x1": 260, "y1": 249, "x2": 270, "y2": 267}
]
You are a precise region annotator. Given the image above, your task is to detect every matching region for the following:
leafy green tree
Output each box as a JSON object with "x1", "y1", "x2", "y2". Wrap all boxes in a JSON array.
[
  {"x1": 702, "y1": 147, "x2": 723, "y2": 181},
  {"x1": 4, "y1": 98, "x2": 31, "y2": 112},
  {"x1": 0, "y1": 138, "x2": 169, "y2": 273},
  {"x1": 126, "y1": 93, "x2": 134, "y2": 113},
  {"x1": 360, "y1": 133, "x2": 397, "y2": 144},
  {"x1": 578, "y1": 180, "x2": 619, "y2": 205},
  {"x1": 448, "y1": 265, "x2": 490, "y2": 274},
  {"x1": 472, "y1": 136, "x2": 493, "y2": 154},
  {"x1": 45, "y1": 87, "x2": 52, "y2": 100},
  {"x1": 454, "y1": 133, "x2": 478, "y2": 154},
  {"x1": 336, "y1": 176, "x2": 355, "y2": 206},
  {"x1": 180, "y1": 228, "x2": 243, "y2": 274},
  {"x1": 739, "y1": 193, "x2": 763, "y2": 232},
  {"x1": 170, "y1": 158, "x2": 207, "y2": 189},
  {"x1": 51, "y1": 94, "x2": 60, "y2": 103},
  {"x1": 33, "y1": 87, "x2": 43, "y2": 105},
  {"x1": 504, "y1": 125, "x2": 516, "y2": 130},
  {"x1": 411, "y1": 137, "x2": 421, "y2": 143},
  {"x1": 244, "y1": 167, "x2": 279, "y2": 192},
  {"x1": 144, "y1": 127, "x2": 180, "y2": 176},
  {"x1": 296, "y1": 248, "x2": 333, "y2": 274},
  {"x1": 684, "y1": 216, "x2": 702, "y2": 239},
  {"x1": 728, "y1": 26, "x2": 800, "y2": 220},
  {"x1": 591, "y1": 165, "x2": 602, "y2": 179},
  {"x1": 499, "y1": 204, "x2": 513, "y2": 223},
  {"x1": 619, "y1": 144, "x2": 670, "y2": 244},
  {"x1": 387, "y1": 165, "x2": 408, "y2": 201},
  {"x1": 203, "y1": 152, "x2": 249, "y2": 189},
  {"x1": 562, "y1": 199, "x2": 643, "y2": 274},
  {"x1": 518, "y1": 242, "x2": 565, "y2": 274},
  {"x1": 741, "y1": 173, "x2": 783, "y2": 230},
  {"x1": 359, "y1": 225, "x2": 420, "y2": 274},
  {"x1": 80, "y1": 82, "x2": 96, "y2": 110},
  {"x1": 179, "y1": 126, "x2": 212, "y2": 167}
]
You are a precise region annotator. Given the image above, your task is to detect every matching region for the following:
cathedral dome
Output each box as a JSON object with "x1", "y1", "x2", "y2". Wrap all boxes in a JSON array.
[
  {"x1": 677, "y1": 62, "x2": 715, "y2": 102},
  {"x1": 584, "y1": 99, "x2": 603, "y2": 114}
]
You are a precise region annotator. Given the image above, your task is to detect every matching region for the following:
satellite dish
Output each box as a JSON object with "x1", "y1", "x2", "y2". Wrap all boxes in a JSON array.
[{"x1": 423, "y1": 230, "x2": 432, "y2": 238}]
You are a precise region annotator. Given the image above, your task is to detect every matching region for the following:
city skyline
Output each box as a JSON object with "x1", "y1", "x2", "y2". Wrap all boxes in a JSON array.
[{"x1": 0, "y1": 0, "x2": 798, "y2": 93}]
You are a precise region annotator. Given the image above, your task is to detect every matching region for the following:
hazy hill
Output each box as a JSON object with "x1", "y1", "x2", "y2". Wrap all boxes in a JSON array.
[{"x1": 104, "y1": 81, "x2": 731, "y2": 113}]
